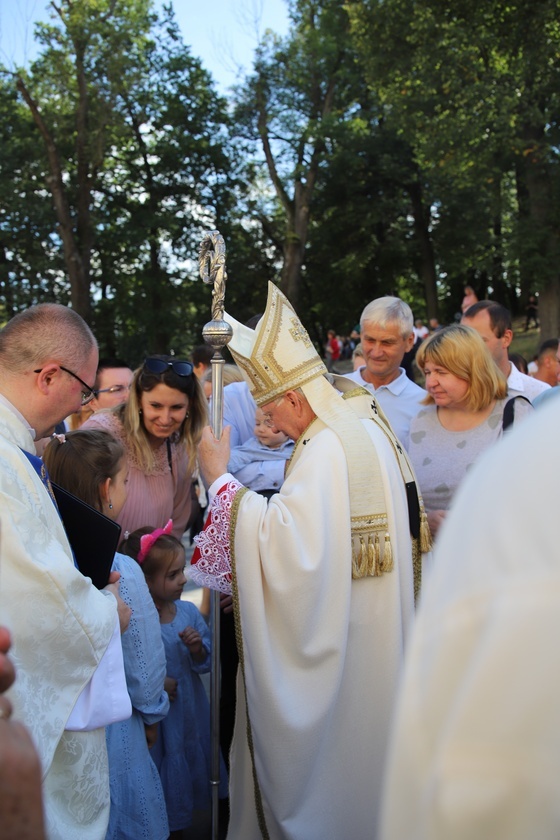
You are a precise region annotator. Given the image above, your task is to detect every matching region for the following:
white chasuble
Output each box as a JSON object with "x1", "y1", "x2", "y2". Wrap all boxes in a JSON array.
[
  {"x1": 0, "y1": 403, "x2": 118, "y2": 839},
  {"x1": 193, "y1": 418, "x2": 415, "y2": 839},
  {"x1": 381, "y1": 399, "x2": 560, "y2": 840}
]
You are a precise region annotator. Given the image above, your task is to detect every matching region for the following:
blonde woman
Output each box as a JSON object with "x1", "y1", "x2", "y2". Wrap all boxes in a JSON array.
[
  {"x1": 84, "y1": 356, "x2": 208, "y2": 540},
  {"x1": 410, "y1": 325, "x2": 532, "y2": 538}
]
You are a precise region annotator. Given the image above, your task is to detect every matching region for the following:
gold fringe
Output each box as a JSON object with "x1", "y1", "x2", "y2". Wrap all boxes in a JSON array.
[
  {"x1": 381, "y1": 533, "x2": 393, "y2": 573},
  {"x1": 352, "y1": 528, "x2": 399, "y2": 579},
  {"x1": 229, "y1": 487, "x2": 271, "y2": 840}
]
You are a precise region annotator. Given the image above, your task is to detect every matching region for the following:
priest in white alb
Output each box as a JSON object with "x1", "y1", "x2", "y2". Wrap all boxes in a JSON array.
[{"x1": 190, "y1": 282, "x2": 431, "y2": 840}]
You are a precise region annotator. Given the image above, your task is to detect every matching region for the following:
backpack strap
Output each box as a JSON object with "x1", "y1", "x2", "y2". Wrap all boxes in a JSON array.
[{"x1": 502, "y1": 395, "x2": 532, "y2": 431}]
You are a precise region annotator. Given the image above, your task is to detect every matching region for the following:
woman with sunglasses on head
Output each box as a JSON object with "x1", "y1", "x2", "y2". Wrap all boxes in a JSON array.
[{"x1": 83, "y1": 355, "x2": 208, "y2": 540}]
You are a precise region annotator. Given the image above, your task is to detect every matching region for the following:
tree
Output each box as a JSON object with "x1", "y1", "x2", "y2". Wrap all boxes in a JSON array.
[
  {"x1": 0, "y1": 73, "x2": 67, "y2": 320},
  {"x1": 234, "y1": 0, "x2": 354, "y2": 311},
  {"x1": 347, "y1": 0, "x2": 560, "y2": 336},
  {"x1": 0, "y1": 1, "x2": 255, "y2": 358},
  {"x1": 13, "y1": 0, "x2": 155, "y2": 321},
  {"x1": 90, "y1": 5, "x2": 237, "y2": 355}
]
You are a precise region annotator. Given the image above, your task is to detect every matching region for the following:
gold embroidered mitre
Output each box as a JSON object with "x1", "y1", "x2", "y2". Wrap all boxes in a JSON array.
[{"x1": 225, "y1": 282, "x2": 327, "y2": 406}]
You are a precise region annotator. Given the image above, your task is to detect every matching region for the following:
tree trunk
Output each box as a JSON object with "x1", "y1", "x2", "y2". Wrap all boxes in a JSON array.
[
  {"x1": 520, "y1": 121, "x2": 560, "y2": 340},
  {"x1": 514, "y1": 162, "x2": 532, "y2": 304},
  {"x1": 16, "y1": 77, "x2": 92, "y2": 322},
  {"x1": 257, "y1": 60, "x2": 339, "y2": 311},
  {"x1": 407, "y1": 180, "x2": 439, "y2": 319},
  {"x1": 280, "y1": 182, "x2": 311, "y2": 310},
  {"x1": 537, "y1": 284, "x2": 560, "y2": 342}
]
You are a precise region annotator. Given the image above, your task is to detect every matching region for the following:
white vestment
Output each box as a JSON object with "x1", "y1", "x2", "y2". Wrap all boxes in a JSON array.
[
  {"x1": 195, "y1": 417, "x2": 415, "y2": 839},
  {"x1": 0, "y1": 402, "x2": 119, "y2": 839},
  {"x1": 381, "y1": 398, "x2": 560, "y2": 840}
]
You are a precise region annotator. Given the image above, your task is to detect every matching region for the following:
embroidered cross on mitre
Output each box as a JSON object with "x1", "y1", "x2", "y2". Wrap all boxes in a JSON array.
[{"x1": 289, "y1": 317, "x2": 312, "y2": 347}]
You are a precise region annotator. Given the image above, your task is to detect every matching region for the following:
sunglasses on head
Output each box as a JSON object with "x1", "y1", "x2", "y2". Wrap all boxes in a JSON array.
[{"x1": 143, "y1": 357, "x2": 194, "y2": 377}]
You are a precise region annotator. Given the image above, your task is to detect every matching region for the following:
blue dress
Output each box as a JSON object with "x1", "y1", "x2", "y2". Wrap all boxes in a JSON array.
[
  {"x1": 105, "y1": 553, "x2": 170, "y2": 840},
  {"x1": 151, "y1": 600, "x2": 228, "y2": 831}
]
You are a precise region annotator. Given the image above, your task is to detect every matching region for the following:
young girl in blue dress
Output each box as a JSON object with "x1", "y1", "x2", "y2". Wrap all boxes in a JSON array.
[
  {"x1": 43, "y1": 430, "x2": 170, "y2": 840},
  {"x1": 120, "y1": 525, "x2": 228, "y2": 837}
]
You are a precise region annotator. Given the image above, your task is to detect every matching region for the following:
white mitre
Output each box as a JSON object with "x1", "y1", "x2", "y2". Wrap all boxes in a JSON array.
[{"x1": 225, "y1": 282, "x2": 327, "y2": 405}]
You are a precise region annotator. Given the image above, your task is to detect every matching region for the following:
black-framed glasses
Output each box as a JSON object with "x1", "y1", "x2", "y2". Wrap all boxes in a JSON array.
[
  {"x1": 34, "y1": 365, "x2": 96, "y2": 406},
  {"x1": 94, "y1": 384, "x2": 131, "y2": 396},
  {"x1": 143, "y1": 358, "x2": 194, "y2": 377}
]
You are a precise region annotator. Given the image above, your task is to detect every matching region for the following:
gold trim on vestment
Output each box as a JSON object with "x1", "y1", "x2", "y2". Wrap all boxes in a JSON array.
[
  {"x1": 230, "y1": 486, "x2": 271, "y2": 840},
  {"x1": 338, "y1": 384, "x2": 431, "y2": 600}
]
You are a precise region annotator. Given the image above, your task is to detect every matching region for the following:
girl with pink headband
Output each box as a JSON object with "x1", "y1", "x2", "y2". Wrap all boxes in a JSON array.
[{"x1": 120, "y1": 523, "x2": 228, "y2": 837}]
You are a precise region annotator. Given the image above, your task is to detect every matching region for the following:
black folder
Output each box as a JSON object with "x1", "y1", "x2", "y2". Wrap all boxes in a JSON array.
[{"x1": 52, "y1": 482, "x2": 121, "y2": 589}]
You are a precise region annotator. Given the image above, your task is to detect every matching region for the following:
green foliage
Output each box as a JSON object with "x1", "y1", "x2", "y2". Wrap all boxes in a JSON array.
[
  {"x1": 0, "y1": 72, "x2": 67, "y2": 314},
  {"x1": 0, "y1": 0, "x2": 272, "y2": 357},
  {"x1": 2, "y1": 0, "x2": 560, "y2": 346},
  {"x1": 346, "y1": 0, "x2": 560, "y2": 333}
]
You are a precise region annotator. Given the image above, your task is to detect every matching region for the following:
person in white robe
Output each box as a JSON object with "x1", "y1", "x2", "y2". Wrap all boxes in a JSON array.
[
  {"x1": 380, "y1": 395, "x2": 560, "y2": 840},
  {"x1": 190, "y1": 283, "x2": 431, "y2": 840},
  {"x1": 0, "y1": 304, "x2": 131, "y2": 840}
]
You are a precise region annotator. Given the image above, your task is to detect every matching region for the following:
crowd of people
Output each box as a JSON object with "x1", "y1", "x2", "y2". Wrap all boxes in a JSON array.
[{"x1": 1, "y1": 285, "x2": 559, "y2": 840}]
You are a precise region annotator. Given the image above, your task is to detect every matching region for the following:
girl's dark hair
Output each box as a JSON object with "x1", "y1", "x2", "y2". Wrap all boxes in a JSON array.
[
  {"x1": 43, "y1": 429, "x2": 124, "y2": 512},
  {"x1": 119, "y1": 526, "x2": 184, "y2": 576}
]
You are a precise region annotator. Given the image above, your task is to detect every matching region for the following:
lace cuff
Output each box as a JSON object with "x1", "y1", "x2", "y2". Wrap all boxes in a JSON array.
[{"x1": 189, "y1": 478, "x2": 243, "y2": 594}]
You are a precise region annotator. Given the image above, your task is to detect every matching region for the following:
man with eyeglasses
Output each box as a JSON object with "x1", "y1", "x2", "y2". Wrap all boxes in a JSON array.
[
  {"x1": 0, "y1": 303, "x2": 131, "y2": 840},
  {"x1": 89, "y1": 357, "x2": 133, "y2": 412}
]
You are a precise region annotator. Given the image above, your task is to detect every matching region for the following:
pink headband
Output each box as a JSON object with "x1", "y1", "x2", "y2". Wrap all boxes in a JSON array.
[{"x1": 137, "y1": 519, "x2": 173, "y2": 564}]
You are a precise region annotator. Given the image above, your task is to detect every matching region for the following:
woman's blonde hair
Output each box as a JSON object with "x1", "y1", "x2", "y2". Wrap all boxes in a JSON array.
[
  {"x1": 115, "y1": 356, "x2": 208, "y2": 473},
  {"x1": 416, "y1": 324, "x2": 507, "y2": 411}
]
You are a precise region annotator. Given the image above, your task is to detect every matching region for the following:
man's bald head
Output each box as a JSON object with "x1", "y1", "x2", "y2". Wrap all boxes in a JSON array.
[{"x1": 0, "y1": 303, "x2": 97, "y2": 375}]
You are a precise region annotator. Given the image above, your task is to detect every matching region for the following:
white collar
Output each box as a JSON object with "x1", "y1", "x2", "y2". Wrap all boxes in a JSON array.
[
  {"x1": 357, "y1": 366, "x2": 407, "y2": 394},
  {"x1": 0, "y1": 393, "x2": 36, "y2": 439}
]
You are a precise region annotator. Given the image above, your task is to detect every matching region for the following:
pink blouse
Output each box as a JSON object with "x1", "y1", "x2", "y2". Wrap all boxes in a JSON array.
[{"x1": 83, "y1": 411, "x2": 192, "y2": 540}]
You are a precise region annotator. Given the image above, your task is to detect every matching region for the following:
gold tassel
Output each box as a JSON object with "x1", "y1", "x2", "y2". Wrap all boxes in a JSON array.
[
  {"x1": 381, "y1": 533, "x2": 393, "y2": 573},
  {"x1": 374, "y1": 532, "x2": 382, "y2": 576},
  {"x1": 367, "y1": 535, "x2": 375, "y2": 576},
  {"x1": 353, "y1": 536, "x2": 368, "y2": 579},
  {"x1": 352, "y1": 537, "x2": 362, "y2": 579},
  {"x1": 419, "y1": 510, "x2": 433, "y2": 554},
  {"x1": 359, "y1": 535, "x2": 370, "y2": 577}
]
